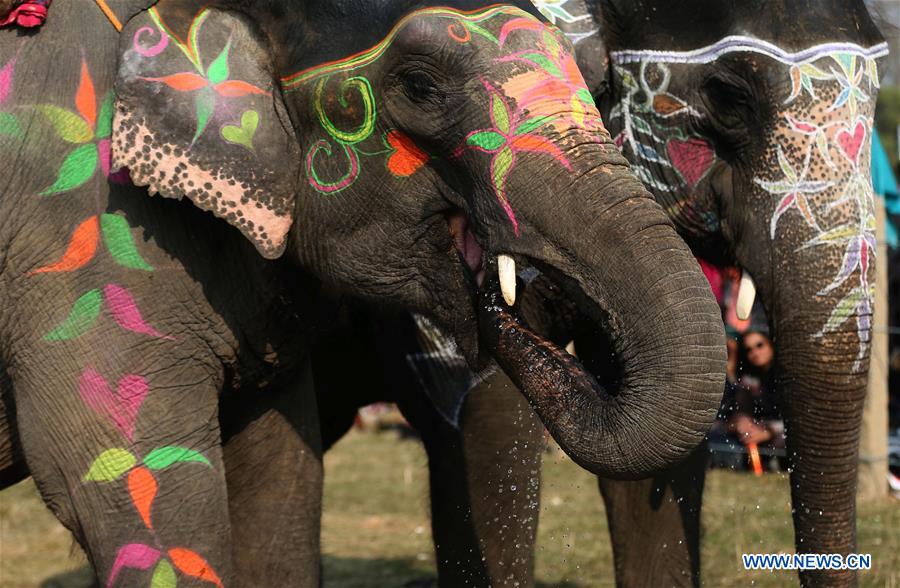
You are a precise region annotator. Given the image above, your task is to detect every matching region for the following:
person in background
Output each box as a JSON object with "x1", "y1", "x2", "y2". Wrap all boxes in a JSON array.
[{"x1": 730, "y1": 327, "x2": 786, "y2": 463}]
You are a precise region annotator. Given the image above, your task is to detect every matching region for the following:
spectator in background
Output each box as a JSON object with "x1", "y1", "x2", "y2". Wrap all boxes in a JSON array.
[{"x1": 730, "y1": 327, "x2": 786, "y2": 457}]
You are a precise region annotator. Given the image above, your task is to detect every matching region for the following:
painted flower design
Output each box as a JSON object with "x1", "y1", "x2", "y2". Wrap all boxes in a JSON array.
[
  {"x1": 35, "y1": 59, "x2": 121, "y2": 195},
  {"x1": 532, "y1": 0, "x2": 591, "y2": 25},
  {"x1": 497, "y1": 18, "x2": 600, "y2": 131},
  {"x1": 142, "y1": 22, "x2": 268, "y2": 142},
  {"x1": 461, "y1": 82, "x2": 571, "y2": 234},
  {"x1": 755, "y1": 145, "x2": 834, "y2": 239}
]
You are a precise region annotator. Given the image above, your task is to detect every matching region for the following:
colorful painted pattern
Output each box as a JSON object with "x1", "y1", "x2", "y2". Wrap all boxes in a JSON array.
[
  {"x1": 143, "y1": 8, "x2": 268, "y2": 144},
  {"x1": 283, "y1": 6, "x2": 604, "y2": 235},
  {"x1": 609, "y1": 39, "x2": 888, "y2": 368},
  {"x1": 531, "y1": 0, "x2": 598, "y2": 45},
  {"x1": 4, "y1": 36, "x2": 223, "y2": 585}
]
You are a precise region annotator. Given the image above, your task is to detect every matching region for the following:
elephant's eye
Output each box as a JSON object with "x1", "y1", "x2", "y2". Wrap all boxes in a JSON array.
[{"x1": 401, "y1": 69, "x2": 445, "y2": 106}]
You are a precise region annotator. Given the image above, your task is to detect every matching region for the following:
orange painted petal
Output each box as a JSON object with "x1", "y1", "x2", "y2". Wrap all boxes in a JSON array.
[
  {"x1": 563, "y1": 54, "x2": 582, "y2": 85},
  {"x1": 168, "y1": 548, "x2": 223, "y2": 587},
  {"x1": 29, "y1": 216, "x2": 99, "y2": 275},
  {"x1": 387, "y1": 131, "x2": 428, "y2": 177},
  {"x1": 127, "y1": 466, "x2": 158, "y2": 529},
  {"x1": 145, "y1": 73, "x2": 209, "y2": 92},
  {"x1": 510, "y1": 134, "x2": 570, "y2": 168},
  {"x1": 213, "y1": 80, "x2": 269, "y2": 97},
  {"x1": 76, "y1": 60, "x2": 96, "y2": 129}
]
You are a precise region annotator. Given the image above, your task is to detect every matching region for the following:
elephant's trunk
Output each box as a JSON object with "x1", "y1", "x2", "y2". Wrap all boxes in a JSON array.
[
  {"x1": 479, "y1": 155, "x2": 727, "y2": 479},
  {"x1": 759, "y1": 255, "x2": 872, "y2": 586}
]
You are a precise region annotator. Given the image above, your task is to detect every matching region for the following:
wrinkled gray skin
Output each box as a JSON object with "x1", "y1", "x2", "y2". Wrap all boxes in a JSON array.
[
  {"x1": 318, "y1": 1, "x2": 887, "y2": 587},
  {"x1": 0, "y1": 0, "x2": 726, "y2": 585}
]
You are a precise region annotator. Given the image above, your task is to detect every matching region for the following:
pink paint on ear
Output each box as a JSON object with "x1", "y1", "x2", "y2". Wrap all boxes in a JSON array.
[
  {"x1": 133, "y1": 25, "x2": 169, "y2": 58},
  {"x1": 103, "y1": 284, "x2": 173, "y2": 340},
  {"x1": 79, "y1": 368, "x2": 150, "y2": 442},
  {"x1": 666, "y1": 138, "x2": 715, "y2": 188},
  {"x1": 106, "y1": 543, "x2": 161, "y2": 588},
  {"x1": 0, "y1": 56, "x2": 15, "y2": 106}
]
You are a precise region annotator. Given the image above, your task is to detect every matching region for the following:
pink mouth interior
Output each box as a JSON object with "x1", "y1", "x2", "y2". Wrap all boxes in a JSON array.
[{"x1": 447, "y1": 211, "x2": 485, "y2": 287}]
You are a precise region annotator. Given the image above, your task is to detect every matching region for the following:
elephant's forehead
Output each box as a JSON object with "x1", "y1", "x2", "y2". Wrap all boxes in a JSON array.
[
  {"x1": 609, "y1": 36, "x2": 888, "y2": 67},
  {"x1": 280, "y1": 2, "x2": 542, "y2": 88}
]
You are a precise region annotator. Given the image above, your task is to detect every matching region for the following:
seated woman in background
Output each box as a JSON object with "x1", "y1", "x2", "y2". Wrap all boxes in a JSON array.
[{"x1": 730, "y1": 327, "x2": 786, "y2": 455}]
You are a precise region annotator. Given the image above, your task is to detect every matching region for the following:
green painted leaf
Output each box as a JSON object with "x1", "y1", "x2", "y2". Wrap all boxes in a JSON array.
[
  {"x1": 95, "y1": 91, "x2": 114, "y2": 139},
  {"x1": 193, "y1": 90, "x2": 216, "y2": 142},
  {"x1": 491, "y1": 93, "x2": 510, "y2": 134},
  {"x1": 41, "y1": 143, "x2": 99, "y2": 196},
  {"x1": 492, "y1": 146, "x2": 514, "y2": 198},
  {"x1": 799, "y1": 63, "x2": 831, "y2": 80},
  {"x1": 521, "y1": 52, "x2": 562, "y2": 78},
  {"x1": 0, "y1": 112, "x2": 21, "y2": 137},
  {"x1": 100, "y1": 214, "x2": 154, "y2": 271},
  {"x1": 144, "y1": 447, "x2": 211, "y2": 470},
  {"x1": 821, "y1": 286, "x2": 866, "y2": 334},
  {"x1": 467, "y1": 131, "x2": 506, "y2": 151},
  {"x1": 515, "y1": 115, "x2": 555, "y2": 135},
  {"x1": 465, "y1": 21, "x2": 498, "y2": 44},
  {"x1": 44, "y1": 288, "x2": 102, "y2": 341},
  {"x1": 775, "y1": 147, "x2": 797, "y2": 184},
  {"x1": 37, "y1": 105, "x2": 93, "y2": 143},
  {"x1": 151, "y1": 559, "x2": 176, "y2": 588},
  {"x1": 575, "y1": 88, "x2": 595, "y2": 106},
  {"x1": 83, "y1": 448, "x2": 136, "y2": 482},
  {"x1": 206, "y1": 40, "x2": 231, "y2": 85}
]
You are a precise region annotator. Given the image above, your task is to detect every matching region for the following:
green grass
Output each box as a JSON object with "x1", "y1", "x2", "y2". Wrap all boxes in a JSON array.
[{"x1": 1, "y1": 430, "x2": 898, "y2": 587}]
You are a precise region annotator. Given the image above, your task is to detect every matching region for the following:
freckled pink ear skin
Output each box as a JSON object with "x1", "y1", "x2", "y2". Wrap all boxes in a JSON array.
[{"x1": 112, "y1": 5, "x2": 300, "y2": 259}]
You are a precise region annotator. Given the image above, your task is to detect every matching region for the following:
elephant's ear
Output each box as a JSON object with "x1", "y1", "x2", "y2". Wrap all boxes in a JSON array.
[{"x1": 112, "y1": 3, "x2": 299, "y2": 258}]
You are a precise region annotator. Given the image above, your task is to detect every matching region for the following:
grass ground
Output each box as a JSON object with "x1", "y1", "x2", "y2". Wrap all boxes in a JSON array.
[{"x1": 1, "y1": 429, "x2": 898, "y2": 587}]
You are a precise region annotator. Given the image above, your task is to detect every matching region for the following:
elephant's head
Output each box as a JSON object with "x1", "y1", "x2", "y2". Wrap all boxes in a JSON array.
[
  {"x1": 554, "y1": 0, "x2": 887, "y2": 569},
  {"x1": 111, "y1": 0, "x2": 726, "y2": 478}
]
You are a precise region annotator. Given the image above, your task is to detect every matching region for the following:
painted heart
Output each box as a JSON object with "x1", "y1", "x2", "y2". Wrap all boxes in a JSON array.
[
  {"x1": 667, "y1": 137, "x2": 715, "y2": 188},
  {"x1": 836, "y1": 120, "x2": 866, "y2": 165},
  {"x1": 79, "y1": 368, "x2": 149, "y2": 442},
  {"x1": 386, "y1": 130, "x2": 428, "y2": 177},
  {"x1": 221, "y1": 109, "x2": 259, "y2": 151}
]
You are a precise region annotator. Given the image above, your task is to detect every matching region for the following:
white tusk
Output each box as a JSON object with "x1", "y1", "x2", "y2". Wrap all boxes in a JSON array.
[
  {"x1": 498, "y1": 254, "x2": 517, "y2": 306},
  {"x1": 736, "y1": 270, "x2": 756, "y2": 321},
  {"x1": 565, "y1": 340, "x2": 577, "y2": 357}
]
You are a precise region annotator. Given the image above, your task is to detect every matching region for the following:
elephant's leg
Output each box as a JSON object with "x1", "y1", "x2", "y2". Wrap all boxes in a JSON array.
[
  {"x1": 12, "y1": 347, "x2": 233, "y2": 587},
  {"x1": 220, "y1": 361, "x2": 323, "y2": 587},
  {"x1": 598, "y1": 444, "x2": 708, "y2": 588},
  {"x1": 399, "y1": 368, "x2": 544, "y2": 588}
]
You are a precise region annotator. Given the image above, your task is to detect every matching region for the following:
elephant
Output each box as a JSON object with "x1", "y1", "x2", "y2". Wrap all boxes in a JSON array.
[
  {"x1": 0, "y1": 0, "x2": 728, "y2": 586},
  {"x1": 312, "y1": 0, "x2": 889, "y2": 586}
]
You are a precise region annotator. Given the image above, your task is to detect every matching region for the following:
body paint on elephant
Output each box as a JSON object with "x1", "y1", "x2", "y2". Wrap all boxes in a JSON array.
[
  {"x1": 142, "y1": 8, "x2": 268, "y2": 147},
  {"x1": 79, "y1": 366, "x2": 221, "y2": 588},
  {"x1": 531, "y1": 0, "x2": 598, "y2": 46},
  {"x1": 0, "y1": 49, "x2": 23, "y2": 138},
  {"x1": 283, "y1": 6, "x2": 605, "y2": 234},
  {"x1": 12, "y1": 45, "x2": 221, "y2": 585},
  {"x1": 279, "y1": 6, "x2": 529, "y2": 196},
  {"x1": 609, "y1": 38, "x2": 888, "y2": 368}
]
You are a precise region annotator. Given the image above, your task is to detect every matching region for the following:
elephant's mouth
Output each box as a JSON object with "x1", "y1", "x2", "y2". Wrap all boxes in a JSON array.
[{"x1": 444, "y1": 210, "x2": 623, "y2": 404}]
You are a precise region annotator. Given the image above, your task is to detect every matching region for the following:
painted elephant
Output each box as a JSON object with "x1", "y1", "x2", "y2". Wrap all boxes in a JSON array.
[
  {"x1": 0, "y1": 0, "x2": 727, "y2": 585},
  {"x1": 312, "y1": 0, "x2": 889, "y2": 586}
]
